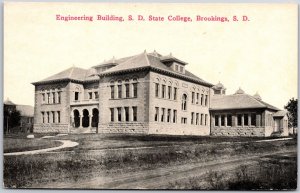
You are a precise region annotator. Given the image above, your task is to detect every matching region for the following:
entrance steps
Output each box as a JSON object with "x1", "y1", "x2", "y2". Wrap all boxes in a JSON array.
[{"x1": 70, "y1": 127, "x2": 96, "y2": 134}]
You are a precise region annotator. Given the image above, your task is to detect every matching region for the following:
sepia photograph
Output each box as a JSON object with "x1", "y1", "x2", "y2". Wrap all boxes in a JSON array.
[{"x1": 3, "y1": 2, "x2": 298, "y2": 190}]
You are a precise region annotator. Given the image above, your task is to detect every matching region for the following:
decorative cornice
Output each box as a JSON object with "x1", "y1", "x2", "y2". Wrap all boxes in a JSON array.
[{"x1": 31, "y1": 78, "x2": 99, "y2": 86}]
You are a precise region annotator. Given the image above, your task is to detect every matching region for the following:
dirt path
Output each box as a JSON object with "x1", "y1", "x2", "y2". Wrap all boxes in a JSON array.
[
  {"x1": 37, "y1": 149, "x2": 296, "y2": 189},
  {"x1": 3, "y1": 140, "x2": 79, "y2": 156}
]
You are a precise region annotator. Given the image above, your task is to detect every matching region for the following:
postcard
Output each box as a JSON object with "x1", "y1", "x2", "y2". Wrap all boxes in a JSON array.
[{"x1": 3, "y1": 2, "x2": 297, "y2": 190}]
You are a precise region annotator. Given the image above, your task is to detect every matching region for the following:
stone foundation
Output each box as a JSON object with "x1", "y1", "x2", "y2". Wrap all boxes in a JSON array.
[
  {"x1": 34, "y1": 123, "x2": 69, "y2": 133},
  {"x1": 98, "y1": 122, "x2": 149, "y2": 134},
  {"x1": 211, "y1": 126, "x2": 265, "y2": 137}
]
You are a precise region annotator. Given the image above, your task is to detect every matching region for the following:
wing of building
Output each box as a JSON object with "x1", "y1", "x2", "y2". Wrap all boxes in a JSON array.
[{"x1": 31, "y1": 50, "x2": 288, "y2": 137}]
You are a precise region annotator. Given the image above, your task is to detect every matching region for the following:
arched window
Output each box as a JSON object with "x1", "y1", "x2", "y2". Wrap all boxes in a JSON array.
[
  {"x1": 132, "y1": 78, "x2": 138, "y2": 98},
  {"x1": 125, "y1": 79, "x2": 130, "y2": 98},
  {"x1": 182, "y1": 94, "x2": 187, "y2": 110},
  {"x1": 117, "y1": 80, "x2": 122, "y2": 99},
  {"x1": 110, "y1": 81, "x2": 115, "y2": 99}
]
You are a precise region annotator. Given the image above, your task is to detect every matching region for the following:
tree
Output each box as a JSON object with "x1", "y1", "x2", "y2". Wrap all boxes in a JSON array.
[
  {"x1": 284, "y1": 98, "x2": 297, "y2": 130},
  {"x1": 3, "y1": 108, "x2": 21, "y2": 134}
]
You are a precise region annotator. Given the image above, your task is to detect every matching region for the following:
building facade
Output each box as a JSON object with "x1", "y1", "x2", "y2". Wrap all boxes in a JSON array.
[{"x1": 32, "y1": 51, "x2": 288, "y2": 137}]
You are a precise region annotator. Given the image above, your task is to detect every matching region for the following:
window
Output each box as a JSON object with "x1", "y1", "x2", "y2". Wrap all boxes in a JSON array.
[
  {"x1": 167, "y1": 109, "x2": 171, "y2": 122},
  {"x1": 173, "y1": 87, "x2": 177, "y2": 100},
  {"x1": 205, "y1": 95, "x2": 208, "y2": 106},
  {"x1": 155, "y1": 83, "x2": 159, "y2": 97},
  {"x1": 201, "y1": 94, "x2": 203, "y2": 105},
  {"x1": 57, "y1": 111, "x2": 60, "y2": 123},
  {"x1": 180, "y1": 66, "x2": 183, "y2": 72},
  {"x1": 162, "y1": 85, "x2": 166, "y2": 98},
  {"x1": 221, "y1": 115, "x2": 225, "y2": 126},
  {"x1": 251, "y1": 113, "x2": 256, "y2": 126},
  {"x1": 215, "y1": 115, "x2": 219, "y2": 126},
  {"x1": 196, "y1": 113, "x2": 199, "y2": 125},
  {"x1": 161, "y1": 108, "x2": 165, "y2": 122},
  {"x1": 191, "y1": 112, "x2": 194, "y2": 124},
  {"x1": 58, "y1": 92, "x2": 61, "y2": 103},
  {"x1": 95, "y1": 92, "x2": 99, "y2": 99},
  {"x1": 118, "y1": 85, "x2": 122, "y2": 99},
  {"x1": 52, "y1": 111, "x2": 55, "y2": 123},
  {"x1": 117, "y1": 107, "x2": 122, "y2": 121},
  {"x1": 110, "y1": 108, "x2": 114, "y2": 122},
  {"x1": 168, "y1": 86, "x2": 172, "y2": 99},
  {"x1": 155, "y1": 107, "x2": 159, "y2": 121},
  {"x1": 133, "y1": 106, "x2": 137, "y2": 121},
  {"x1": 181, "y1": 117, "x2": 187, "y2": 124},
  {"x1": 175, "y1": 65, "x2": 178, "y2": 71},
  {"x1": 75, "y1": 92, "x2": 79, "y2": 101},
  {"x1": 244, "y1": 114, "x2": 249, "y2": 126},
  {"x1": 41, "y1": 112, "x2": 44, "y2": 123},
  {"x1": 47, "y1": 93, "x2": 50, "y2": 103},
  {"x1": 110, "y1": 85, "x2": 115, "y2": 99},
  {"x1": 125, "y1": 84, "x2": 130, "y2": 98},
  {"x1": 42, "y1": 93, "x2": 45, "y2": 102},
  {"x1": 205, "y1": 114, "x2": 207, "y2": 125},
  {"x1": 201, "y1": 114, "x2": 203, "y2": 125},
  {"x1": 89, "y1": 92, "x2": 93, "y2": 99},
  {"x1": 196, "y1": 93, "x2": 199, "y2": 104},
  {"x1": 133, "y1": 83, "x2": 138, "y2": 98},
  {"x1": 192, "y1": 92, "x2": 195, "y2": 104},
  {"x1": 182, "y1": 94, "x2": 187, "y2": 110},
  {"x1": 125, "y1": 107, "x2": 129, "y2": 122},
  {"x1": 227, "y1": 114, "x2": 232, "y2": 126},
  {"x1": 47, "y1": 112, "x2": 50, "y2": 123},
  {"x1": 237, "y1": 114, "x2": 242, "y2": 126},
  {"x1": 173, "y1": 110, "x2": 177, "y2": 123}
]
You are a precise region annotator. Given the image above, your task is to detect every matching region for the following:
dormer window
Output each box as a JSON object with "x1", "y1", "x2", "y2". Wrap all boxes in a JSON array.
[{"x1": 180, "y1": 66, "x2": 183, "y2": 73}]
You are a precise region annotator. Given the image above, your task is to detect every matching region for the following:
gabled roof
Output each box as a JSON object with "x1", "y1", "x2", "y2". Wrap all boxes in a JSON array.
[
  {"x1": 16, "y1": 105, "x2": 34, "y2": 117},
  {"x1": 32, "y1": 67, "x2": 99, "y2": 85},
  {"x1": 100, "y1": 51, "x2": 213, "y2": 87},
  {"x1": 211, "y1": 94, "x2": 280, "y2": 111}
]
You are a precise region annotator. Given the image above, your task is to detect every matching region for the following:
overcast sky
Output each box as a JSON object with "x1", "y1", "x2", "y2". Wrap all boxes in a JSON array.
[{"x1": 4, "y1": 3, "x2": 297, "y2": 109}]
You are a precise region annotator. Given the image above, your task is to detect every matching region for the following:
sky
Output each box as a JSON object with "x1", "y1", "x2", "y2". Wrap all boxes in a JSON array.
[{"x1": 4, "y1": 3, "x2": 297, "y2": 109}]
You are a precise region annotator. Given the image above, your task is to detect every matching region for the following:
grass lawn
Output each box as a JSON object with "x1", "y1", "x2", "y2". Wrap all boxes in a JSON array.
[
  {"x1": 3, "y1": 134, "x2": 297, "y2": 188},
  {"x1": 3, "y1": 138, "x2": 63, "y2": 153}
]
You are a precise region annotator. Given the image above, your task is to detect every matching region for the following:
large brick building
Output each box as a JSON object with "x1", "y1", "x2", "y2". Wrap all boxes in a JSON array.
[{"x1": 32, "y1": 51, "x2": 288, "y2": 137}]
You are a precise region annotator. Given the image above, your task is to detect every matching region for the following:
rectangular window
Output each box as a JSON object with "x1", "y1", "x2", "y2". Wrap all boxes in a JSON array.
[
  {"x1": 125, "y1": 84, "x2": 130, "y2": 98},
  {"x1": 180, "y1": 66, "x2": 183, "y2": 72},
  {"x1": 47, "y1": 93, "x2": 50, "y2": 104},
  {"x1": 251, "y1": 113, "x2": 256, "y2": 126},
  {"x1": 94, "y1": 92, "x2": 99, "y2": 99},
  {"x1": 168, "y1": 86, "x2": 171, "y2": 99},
  {"x1": 244, "y1": 114, "x2": 249, "y2": 126},
  {"x1": 110, "y1": 108, "x2": 114, "y2": 122},
  {"x1": 205, "y1": 114, "x2": 207, "y2": 125},
  {"x1": 75, "y1": 92, "x2": 79, "y2": 101},
  {"x1": 237, "y1": 114, "x2": 242, "y2": 126},
  {"x1": 125, "y1": 107, "x2": 129, "y2": 122},
  {"x1": 155, "y1": 107, "x2": 159, "y2": 122},
  {"x1": 174, "y1": 87, "x2": 177, "y2": 100},
  {"x1": 201, "y1": 114, "x2": 203, "y2": 125},
  {"x1": 161, "y1": 108, "x2": 165, "y2": 122},
  {"x1": 175, "y1": 65, "x2": 178, "y2": 71},
  {"x1": 227, "y1": 114, "x2": 232, "y2": 126},
  {"x1": 117, "y1": 107, "x2": 122, "y2": 122},
  {"x1": 155, "y1": 83, "x2": 159, "y2": 97},
  {"x1": 41, "y1": 112, "x2": 44, "y2": 123},
  {"x1": 110, "y1": 85, "x2": 115, "y2": 99},
  {"x1": 201, "y1": 94, "x2": 203, "y2": 105},
  {"x1": 196, "y1": 93, "x2": 199, "y2": 104},
  {"x1": 47, "y1": 112, "x2": 50, "y2": 123},
  {"x1": 191, "y1": 112, "x2": 194, "y2": 124},
  {"x1": 215, "y1": 115, "x2": 219, "y2": 126},
  {"x1": 173, "y1": 110, "x2": 177, "y2": 123},
  {"x1": 205, "y1": 95, "x2": 208, "y2": 106},
  {"x1": 133, "y1": 83, "x2": 138, "y2": 98},
  {"x1": 118, "y1": 85, "x2": 122, "y2": 99},
  {"x1": 52, "y1": 111, "x2": 55, "y2": 123},
  {"x1": 181, "y1": 117, "x2": 187, "y2": 124},
  {"x1": 58, "y1": 92, "x2": 61, "y2": 103},
  {"x1": 133, "y1": 106, "x2": 137, "y2": 121},
  {"x1": 221, "y1": 115, "x2": 225, "y2": 126},
  {"x1": 192, "y1": 92, "x2": 195, "y2": 104},
  {"x1": 89, "y1": 92, "x2": 93, "y2": 99},
  {"x1": 42, "y1": 93, "x2": 45, "y2": 102},
  {"x1": 196, "y1": 113, "x2": 199, "y2": 125},
  {"x1": 167, "y1": 109, "x2": 171, "y2": 122},
  {"x1": 57, "y1": 111, "x2": 60, "y2": 123},
  {"x1": 162, "y1": 85, "x2": 166, "y2": 98}
]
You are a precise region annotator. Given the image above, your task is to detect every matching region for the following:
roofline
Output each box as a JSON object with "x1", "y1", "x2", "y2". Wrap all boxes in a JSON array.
[
  {"x1": 31, "y1": 78, "x2": 99, "y2": 86},
  {"x1": 160, "y1": 58, "x2": 188, "y2": 65},
  {"x1": 209, "y1": 106, "x2": 279, "y2": 111},
  {"x1": 99, "y1": 66, "x2": 214, "y2": 87}
]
